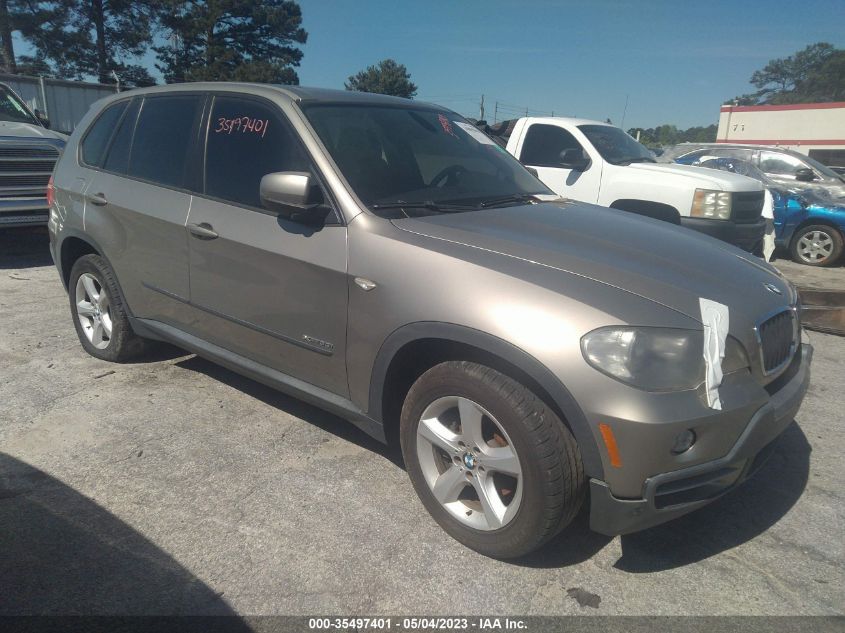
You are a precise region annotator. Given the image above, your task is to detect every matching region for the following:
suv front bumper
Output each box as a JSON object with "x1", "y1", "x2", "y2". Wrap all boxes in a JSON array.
[
  {"x1": 681, "y1": 216, "x2": 766, "y2": 255},
  {"x1": 589, "y1": 343, "x2": 812, "y2": 536}
]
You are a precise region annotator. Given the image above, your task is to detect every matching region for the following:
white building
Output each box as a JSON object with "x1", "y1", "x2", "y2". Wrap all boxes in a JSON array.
[{"x1": 717, "y1": 102, "x2": 845, "y2": 167}]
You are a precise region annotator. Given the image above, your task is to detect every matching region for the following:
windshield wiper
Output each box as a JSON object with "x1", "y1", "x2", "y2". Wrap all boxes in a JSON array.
[
  {"x1": 476, "y1": 193, "x2": 540, "y2": 209},
  {"x1": 370, "y1": 200, "x2": 474, "y2": 213},
  {"x1": 621, "y1": 157, "x2": 657, "y2": 165}
]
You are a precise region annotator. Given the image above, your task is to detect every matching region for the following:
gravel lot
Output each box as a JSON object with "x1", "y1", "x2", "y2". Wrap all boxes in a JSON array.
[{"x1": 1, "y1": 227, "x2": 843, "y2": 617}]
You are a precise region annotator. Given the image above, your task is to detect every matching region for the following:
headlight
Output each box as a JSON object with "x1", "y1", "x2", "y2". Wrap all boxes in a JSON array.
[
  {"x1": 691, "y1": 189, "x2": 731, "y2": 220},
  {"x1": 581, "y1": 327, "x2": 749, "y2": 391}
]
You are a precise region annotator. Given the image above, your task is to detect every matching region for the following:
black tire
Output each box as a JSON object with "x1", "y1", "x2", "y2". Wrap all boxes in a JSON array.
[
  {"x1": 790, "y1": 224, "x2": 844, "y2": 267},
  {"x1": 400, "y1": 361, "x2": 585, "y2": 559},
  {"x1": 68, "y1": 254, "x2": 149, "y2": 362}
]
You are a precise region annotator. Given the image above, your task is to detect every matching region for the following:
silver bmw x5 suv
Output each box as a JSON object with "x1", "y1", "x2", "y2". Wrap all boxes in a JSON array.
[{"x1": 48, "y1": 84, "x2": 811, "y2": 558}]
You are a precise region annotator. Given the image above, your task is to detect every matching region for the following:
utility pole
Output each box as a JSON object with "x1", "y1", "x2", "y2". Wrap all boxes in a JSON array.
[
  {"x1": 494, "y1": 101, "x2": 498, "y2": 124},
  {"x1": 479, "y1": 94, "x2": 485, "y2": 121},
  {"x1": 620, "y1": 94, "x2": 629, "y2": 129}
]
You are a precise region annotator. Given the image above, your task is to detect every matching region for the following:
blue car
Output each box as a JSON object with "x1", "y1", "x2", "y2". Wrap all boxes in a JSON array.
[{"x1": 694, "y1": 157, "x2": 845, "y2": 267}]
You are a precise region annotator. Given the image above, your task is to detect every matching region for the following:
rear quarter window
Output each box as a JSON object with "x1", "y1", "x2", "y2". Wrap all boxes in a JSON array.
[
  {"x1": 102, "y1": 99, "x2": 141, "y2": 174},
  {"x1": 80, "y1": 101, "x2": 128, "y2": 167}
]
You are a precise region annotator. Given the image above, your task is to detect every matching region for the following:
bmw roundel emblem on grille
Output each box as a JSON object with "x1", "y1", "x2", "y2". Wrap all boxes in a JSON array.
[{"x1": 763, "y1": 283, "x2": 782, "y2": 295}]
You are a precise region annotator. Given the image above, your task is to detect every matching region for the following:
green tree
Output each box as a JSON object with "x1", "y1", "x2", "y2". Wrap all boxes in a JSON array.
[
  {"x1": 155, "y1": 0, "x2": 307, "y2": 84},
  {"x1": 0, "y1": 0, "x2": 16, "y2": 73},
  {"x1": 728, "y1": 42, "x2": 843, "y2": 105},
  {"x1": 345, "y1": 59, "x2": 417, "y2": 98},
  {"x1": 628, "y1": 123, "x2": 717, "y2": 148},
  {"x1": 798, "y1": 50, "x2": 845, "y2": 102},
  {"x1": 13, "y1": 0, "x2": 157, "y2": 85}
]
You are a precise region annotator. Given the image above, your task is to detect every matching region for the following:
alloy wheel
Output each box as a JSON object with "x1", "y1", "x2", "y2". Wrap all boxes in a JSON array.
[
  {"x1": 416, "y1": 395, "x2": 523, "y2": 531},
  {"x1": 797, "y1": 230, "x2": 834, "y2": 263},
  {"x1": 75, "y1": 272, "x2": 112, "y2": 349}
]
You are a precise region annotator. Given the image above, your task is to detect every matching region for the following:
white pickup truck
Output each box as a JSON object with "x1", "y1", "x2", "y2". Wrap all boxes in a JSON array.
[{"x1": 479, "y1": 117, "x2": 766, "y2": 253}]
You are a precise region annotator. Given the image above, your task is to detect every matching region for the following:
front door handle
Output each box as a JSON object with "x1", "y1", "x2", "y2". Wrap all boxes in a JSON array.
[
  {"x1": 87, "y1": 192, "x2": 108, "y2": 206},
  {"x1": 187, "y1": 222, "x2": 219, "y2": 240}
]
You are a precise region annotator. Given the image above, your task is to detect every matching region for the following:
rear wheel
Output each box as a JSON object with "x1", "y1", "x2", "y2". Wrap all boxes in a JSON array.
[
  {"x1": 69, "y1": 254, "x2": 149, "y2": 362},
  {"x1": 790, "y1": 224, "x2": 844, "y2": 266},
  {"x1": 400, "y1": 361, "x2": 585, "y2": 559}
]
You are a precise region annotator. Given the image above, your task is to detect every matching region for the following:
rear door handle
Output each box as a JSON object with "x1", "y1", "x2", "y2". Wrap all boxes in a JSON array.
[
  {"x1": 87, "y1": 192, "x2": 108, "y2": 206},
  {"x1": 187, "y1": 222, "x2": 219, "y2": 239}
]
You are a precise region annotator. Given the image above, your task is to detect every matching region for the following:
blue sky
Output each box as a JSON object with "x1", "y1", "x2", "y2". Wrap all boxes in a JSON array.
[
  {"x1": 13, "y1": 0, "x2": 845, "y2": 130},
  {"x1": 293, "y1": 0, "x2": 844, "y2": 129}
]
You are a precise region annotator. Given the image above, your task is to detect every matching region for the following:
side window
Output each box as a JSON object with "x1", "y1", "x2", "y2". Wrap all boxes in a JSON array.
[
  {"x1": 678, "y1": 150, "x2": 707, "y2": 164},
  {"x1": 204, "y1": 96, "x2": 310, "y2": 208},
  {"x1": 519, "y1": 124, "x2": 583, "y2": 167},
  {"x1": 759, "y1": 151, "x2": 805, "y2": 177},
  {"x1": 103, "y1": 99, "x2": 140, "y2": 174},
  {"x1": 128, "y1": 95, "x2": 201, "y2": 189},
  {"x1": 80, "y1": 101, "x2": 128, "y2": 167},
  {"x1": 712, "y1": 148, "x2": 753, "y2": 161}
]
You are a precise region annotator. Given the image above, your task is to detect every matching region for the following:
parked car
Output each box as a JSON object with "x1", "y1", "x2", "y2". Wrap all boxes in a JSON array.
[
  {"x1": 663, "y1": 142, "x2": 845, "y2": 200},
  {"x1": 694, "y1": 156, "x2": 845, "y2": 266},
  {"x1": 475, "y1": 117, "x2": 766, "y2": 254},
  {"x1": 0, "y1": 82, "x2": 67, "y2": 228},
  {"x1": 49, "y1": 84, "x2": 810, "y2": 558}
]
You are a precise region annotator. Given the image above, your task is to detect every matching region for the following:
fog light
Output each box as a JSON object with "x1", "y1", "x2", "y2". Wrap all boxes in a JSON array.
[{"x1": 671, "y1": 429, "x2": 696, "y2": 454}]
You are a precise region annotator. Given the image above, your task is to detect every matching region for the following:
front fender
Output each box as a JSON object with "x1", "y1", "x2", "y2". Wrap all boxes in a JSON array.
[{"x1": 368, "y1": 321, "x2": 605, "y2": 480}]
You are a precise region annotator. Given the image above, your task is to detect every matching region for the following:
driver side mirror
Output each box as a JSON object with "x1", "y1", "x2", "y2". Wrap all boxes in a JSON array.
[
  {"x1": 35, "y1": 109, "x2": 50, "y2": 129},
  {"x1": 559, "y1": 148, "x2": 590, "y2": 171},
  {"x1": 260, "y1": 171, "x2": 327, "y2": 224},
  {"x1": 795, "y1": 167, "x2": 816, "y2": 182}
]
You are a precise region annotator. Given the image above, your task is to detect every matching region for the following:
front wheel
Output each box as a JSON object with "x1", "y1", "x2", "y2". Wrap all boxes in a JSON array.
[
  {"x1": 790, "y1": 224, "x2": 844, "y2": 266},
  {"x1": 400, "y1": 361, "x2": 585, "y2": 559}
]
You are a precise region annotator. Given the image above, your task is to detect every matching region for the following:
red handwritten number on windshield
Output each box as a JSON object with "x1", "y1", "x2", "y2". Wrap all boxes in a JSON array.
[{"x1": 214, "y1": 116, "x2": 270, "y2": 138}]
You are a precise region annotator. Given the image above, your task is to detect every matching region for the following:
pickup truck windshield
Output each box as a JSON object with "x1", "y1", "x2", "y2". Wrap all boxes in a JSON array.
[
  {"x1": 302, "y1": 104, "x2": 549, "y2": 216},
  {"x1": 578, "y1": 124, "x2": 656, "y2": 166},
  {"x1": 0, "y1": 86, "x2": 40, "y2": 126}
]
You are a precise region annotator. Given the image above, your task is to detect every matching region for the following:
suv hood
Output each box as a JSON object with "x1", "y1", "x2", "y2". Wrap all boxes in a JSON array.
[
  {"x1": 392, "y1": 202, "x2": 791, "y2": 325},
  {"x1": 627, "y1": 162, "x2": 763, "y2": 192},
  {"x1": 0, "y1": 120, "x2": 67, "y2": 141}
]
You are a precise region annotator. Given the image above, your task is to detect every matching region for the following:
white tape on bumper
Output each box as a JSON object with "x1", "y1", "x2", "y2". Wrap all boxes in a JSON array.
[{"x1": 700, "y1": 298, "x2": 730, "y2": 410}]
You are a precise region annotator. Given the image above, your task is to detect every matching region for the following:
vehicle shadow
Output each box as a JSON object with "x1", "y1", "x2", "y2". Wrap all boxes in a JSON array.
[
  {"x1": 0, "y1": 452, "x2": 250, "y2": 621},
  {"x1": 173, "y1": 355, "x2": 405, "y2": 469},
  {"x1": 513, "y1": 507, "x2": 614, "y2": 567},
  {"x1": 0, "y1": 227, "x2": 53, "y2": 269},
  {"x1": 614, "y1": 420, "x2": 811, "y2": 572}
]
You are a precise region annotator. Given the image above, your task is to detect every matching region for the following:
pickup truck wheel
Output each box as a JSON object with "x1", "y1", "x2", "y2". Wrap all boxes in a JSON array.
[
  {"x1": 790, "y1": 225, "x2": 843, "y2": 266},
  {"x1": 69, "y1": 254, "x2": 149, "y2": 362},
  {"x1": 400, "y1": 361, "x2": 585, "y2": 559}
]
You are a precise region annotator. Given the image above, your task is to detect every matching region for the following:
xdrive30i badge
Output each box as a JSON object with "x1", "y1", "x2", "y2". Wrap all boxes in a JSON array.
[{"x1": 302, "y1": 335, "x2": 335, "y2": 352}]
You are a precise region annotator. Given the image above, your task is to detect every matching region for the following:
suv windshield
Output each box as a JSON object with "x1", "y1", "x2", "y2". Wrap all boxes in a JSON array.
[
  {"x1": 578, "y1": 124, "x2": 655, "y2": 165},
  {"x1": 0, "y1": 85, "x2": 40, "y2": 126},
  {"x1": 302, "y1": 104, "x2": 550, "y2": 216}
]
